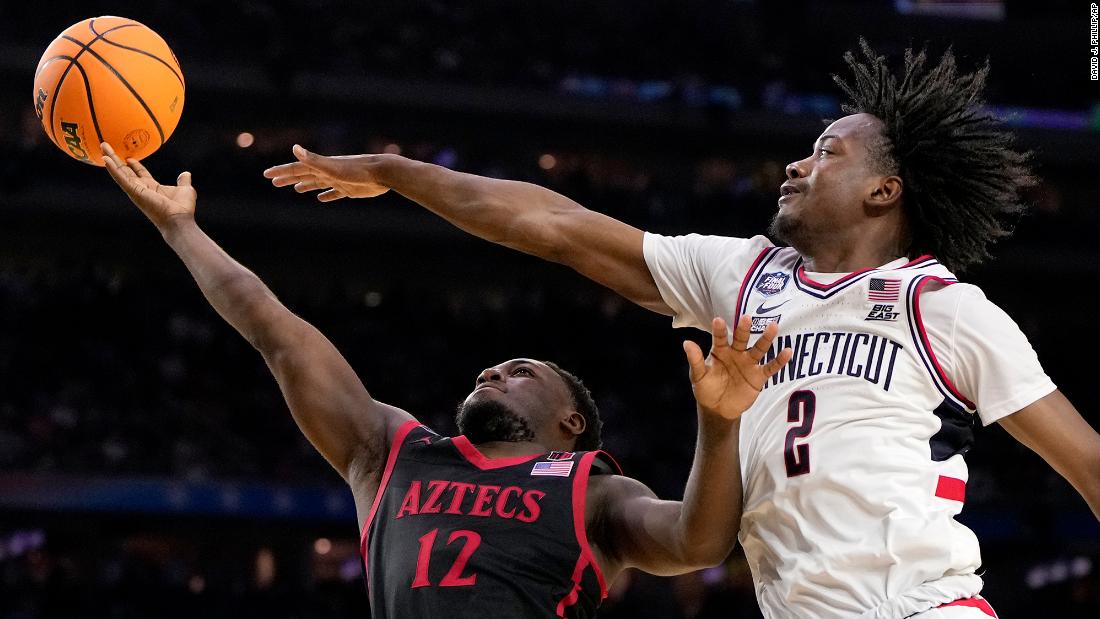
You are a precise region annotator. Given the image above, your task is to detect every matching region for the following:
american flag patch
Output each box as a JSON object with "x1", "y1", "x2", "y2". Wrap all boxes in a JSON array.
[
  {"x1": 531, "y1": 461, "x2": 574, "y2": 477},
  {"x1": 868, "y1": 278, "x2": 901, "y2": 302}
]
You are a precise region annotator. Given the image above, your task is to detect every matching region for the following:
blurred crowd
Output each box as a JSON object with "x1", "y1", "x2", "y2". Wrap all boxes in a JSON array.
[
  {"x1": 1, "y1": 1, "x2": 1098, "y2": 616},
  {"x1": 2, "y1": 1, "x2": 1093, "y2": 113}
]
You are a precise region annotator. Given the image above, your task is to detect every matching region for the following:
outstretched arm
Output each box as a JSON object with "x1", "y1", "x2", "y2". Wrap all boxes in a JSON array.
[
  {"x1": 102, "y1": 143, "x2": 412, "y2": 485},
  {"x1": 263, "y1": 148, "x2": 670, "y2": 314},
  {"x1": 998, "y1": 390, "x2": 1100, "y2": 520},
  {"x1": 593, "y1": 317, "x2": 792, "y2": 577}
]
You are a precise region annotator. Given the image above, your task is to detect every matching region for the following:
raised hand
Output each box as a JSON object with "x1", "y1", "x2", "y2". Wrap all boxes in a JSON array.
[
  {"x1": 101, "y1": 142, "x2": 196, "y2": 230},
  {"x1": 683, "y1": 316, "x2": 793, "y2": 420},
  {"x1": 262, "y1": 145, "x2": 390, "y2": 202}
]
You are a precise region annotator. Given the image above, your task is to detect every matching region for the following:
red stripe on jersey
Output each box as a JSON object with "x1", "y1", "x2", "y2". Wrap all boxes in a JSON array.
[
  {"x1": 556, "y1": 451, "x2": 612, "y2": 616},
  {"x1": 935, "y1": 475, "x2": 967, "y2": 502},
  {"x1": 361, "y1": 420, "x2": 423, "y2": 576},
  {"x1": 451, "y1": 435, "x2": 543, "y2": 470},
  {"x1": 912, "y1": 276, "x2": 977, "y2": 410},
  {"x1": 734, "y1": 247, "x2": 774, "y2": 323},
  {"x1": 937, "y1": 596, "x2": 998, "y2": 617},
  {"x1": 796, "y1": 254, "x2": 934, "y2": 290}
]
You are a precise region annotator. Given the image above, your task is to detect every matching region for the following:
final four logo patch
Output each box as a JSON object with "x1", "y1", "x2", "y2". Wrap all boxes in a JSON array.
[{"x1": 756, "y1": 272, "x2": 790, "y2": 296}]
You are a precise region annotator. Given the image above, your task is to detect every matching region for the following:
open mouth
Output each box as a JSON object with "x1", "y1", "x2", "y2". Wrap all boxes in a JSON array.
[{"x1": 780, "y1": 183, "x2": 801, "y2": 197}]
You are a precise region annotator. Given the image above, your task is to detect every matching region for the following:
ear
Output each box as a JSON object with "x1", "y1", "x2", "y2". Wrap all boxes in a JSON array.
[
  {"x1": 865, "y1": 175, "x2": 903, "y2": 216},
  {"x1": 560, "y1": 411, "x2": 586, "y2": 439}
]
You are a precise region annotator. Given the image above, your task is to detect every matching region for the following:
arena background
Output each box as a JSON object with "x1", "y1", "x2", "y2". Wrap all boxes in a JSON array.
[{"x1": 1, "y1": 1, "x2": 1098, "y2": 616}]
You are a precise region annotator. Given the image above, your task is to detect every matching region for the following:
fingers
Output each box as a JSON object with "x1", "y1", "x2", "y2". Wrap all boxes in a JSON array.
[
  {"x1": 294, "y1": 180, "x2": 328, "y2": 193},
  {"x1": 761, "y1": 347, "x2": 794, "y2": 378},
  {"x1": 292, "y1": 144, "x2": 312, "y2": 161},
  {"x1": 317, "y1": 188, "x2": 346, "y2": 202},
  {"x1": 100, "y1": 143, "x2": 132, "y2": 176},
  {"x1": 177, "y1": 171, "x2": 192, "y2": 187},
  {"x1": 710, "y1": 317, "x2": 730, "y2": 352},
  {"x1": 683, "y1": 340, "x2": 706, "y2": 383},
  {"x1": 277, "y1": 174, "x2": 315, "y2": 188},
  {"x1": 101, "y1": 143, "x2": 137, "y2": 191},
  {"x1": 262, "y1": 162, "x2": 311, "y2": 180},
  {"x1": 126, "y1": 157, "x2": 154, "y2": 180},
  {"x1": 293, "y1": 144, "x2": 337, "y2": 172},
  {"x1": 729, "y1": 315, "x2": 752, "y2": 351},
  {"x1": 747, "y1": 321, "x2": 782, "y2": 363}
]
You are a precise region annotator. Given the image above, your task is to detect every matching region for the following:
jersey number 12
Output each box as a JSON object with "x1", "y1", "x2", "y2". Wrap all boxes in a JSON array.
[{"x1": 412, "y1": 528, "x2": 481, "y2": 588}]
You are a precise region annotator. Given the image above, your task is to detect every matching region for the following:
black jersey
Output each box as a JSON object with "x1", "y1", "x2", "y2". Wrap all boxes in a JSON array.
[{"x1": 361, "y1": 420, "x2": 622, "y2": 619}]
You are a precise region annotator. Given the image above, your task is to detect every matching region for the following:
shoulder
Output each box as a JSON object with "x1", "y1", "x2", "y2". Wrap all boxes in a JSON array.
[
  {"x1": 586, "y1": 474, "x2": 656, "y2": 517},
  {"x1": 643, "y1": 232, "x2": 772, "y2": 265},
  {"x1": 914, "y1": 280, "x2": 1009, "y2": 326}
]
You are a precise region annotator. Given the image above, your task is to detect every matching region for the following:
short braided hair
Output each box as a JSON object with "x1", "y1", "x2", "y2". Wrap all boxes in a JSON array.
[{"x1": 542, "y1": 361, "x2": 603, "y2": 451}]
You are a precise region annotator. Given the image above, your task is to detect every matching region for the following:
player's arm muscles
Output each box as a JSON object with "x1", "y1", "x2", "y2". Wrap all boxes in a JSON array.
[
  {"x1": 268, "y1": 151, "x2": 671, "y2": 314},
  {"x1": 162, "y1": 221, "x2": 413, "y2": 482},
  {"x1": 593, "y1": 415, "x2": 744, "y2": 577},
  {"x1": 998, "y1": 390, "x2": 1100, "y2": 520},
  {"x1": 592, "y1": 318, "x2": 790, "y2": 577},
  {"x1": 102, "y1": 145, "x2": 411, "y2": 485}
]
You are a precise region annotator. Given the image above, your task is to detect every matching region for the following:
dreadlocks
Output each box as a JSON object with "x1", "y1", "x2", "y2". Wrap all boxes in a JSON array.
[{"x1": 832, "y1": 39, "x2": 1035, "y2": 272}]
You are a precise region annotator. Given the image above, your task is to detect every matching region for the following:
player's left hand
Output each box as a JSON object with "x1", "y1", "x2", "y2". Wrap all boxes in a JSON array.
[
  {"x1": 683, "y1": 316, "x2": 792, "y2": 420},
  {"x1": 101, "y1": 142, "x2": 196, "y2": 231}
]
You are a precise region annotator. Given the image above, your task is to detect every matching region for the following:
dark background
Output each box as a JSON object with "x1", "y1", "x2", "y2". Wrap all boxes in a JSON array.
[{"x1": 1, "y1": 1, "x2": 1099, "y2": 617}]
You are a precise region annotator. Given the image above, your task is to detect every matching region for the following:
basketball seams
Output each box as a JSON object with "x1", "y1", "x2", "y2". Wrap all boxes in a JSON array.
[
  {"x1": 35, "y1": 55, "x2": 73, "y2": 79},
  {"x1": 42, "y1": 22, "x2": 138, "y2": 151},
  {"x1": 89, "y1": 20, "x2": 184, "y2": 87},
  {"x1": 69, "y1": 39, "x2": 166, "y2": 146},
  {"x1": 65, "y1": 57, "x2": 106, "y2": 151},
  {"x1": 38, "y1": 55, "x2": 77, "y2": 151},
  {"x1": 36, "y1": 17, "x2": 182, "y2": 163}
]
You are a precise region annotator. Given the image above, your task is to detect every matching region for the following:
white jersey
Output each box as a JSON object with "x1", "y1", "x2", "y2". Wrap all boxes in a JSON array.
[{"x1": 644, "y1": 233, "x2": 1056, "y2": 618}]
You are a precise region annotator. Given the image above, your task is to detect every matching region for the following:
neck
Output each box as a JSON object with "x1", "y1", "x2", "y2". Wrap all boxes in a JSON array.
[
  {"x1": 474, "y1": 440, "x2": 555, "y2": 458},
  {"x1": 801, "y1": 246, "x2": 905, "y2": 273},
  {"x1": 800, "y1": 219, "x2": 907, "y2": 273}
]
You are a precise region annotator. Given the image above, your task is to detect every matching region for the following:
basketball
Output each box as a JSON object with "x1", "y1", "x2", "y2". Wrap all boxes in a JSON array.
[{"x1": 32, "y1": 16, "x2": 184, "y2": 166}]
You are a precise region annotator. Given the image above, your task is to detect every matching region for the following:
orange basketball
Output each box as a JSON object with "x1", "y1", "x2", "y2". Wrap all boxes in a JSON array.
[{"x1": 33, "y1": 16, "x2": 184, "y2": 166}]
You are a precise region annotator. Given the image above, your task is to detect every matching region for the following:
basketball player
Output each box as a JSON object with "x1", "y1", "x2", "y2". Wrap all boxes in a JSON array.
[
  {"x1": 265, "y1": 42, "x2": 1100, "y2": 617},
  {"x1": 99, "y1": 142, "x2": 793, "y2": 618}
]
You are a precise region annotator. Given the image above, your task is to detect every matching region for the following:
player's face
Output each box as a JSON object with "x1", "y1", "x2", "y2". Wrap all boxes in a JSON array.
[
  {"x1": 455, "y1": 359, "x2": 575, "y2": 445},
  {"x1": 770, "y1": 113, "x2": 889, "y2": 253}
]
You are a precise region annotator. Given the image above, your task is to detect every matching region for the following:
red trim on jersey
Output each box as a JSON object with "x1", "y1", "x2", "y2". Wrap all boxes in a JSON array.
[
  {"x1": 935, "y1": 475, "x2": 967, "y2": 502},
  {"x1": 912, "y1": 277, "x2": 977, "y2": 410},
  {"x1": 360, "y1": 419, "x2": 422, "y2": 566},
  {"x1": 556, "y1": 451, "x2": 618, "y2": 616},
  {"x1": 733, "y1": 247, "x2": 773, "y2": 322},
  {"x1": 937, "y1": 596, "x2": 998, "y2": 617},
  {"x1": 796, "y1": 254, "x2": 934, "y2": 290},
  {"x1": 451, "y1": 435, "x2": 543, "y2": 470}
]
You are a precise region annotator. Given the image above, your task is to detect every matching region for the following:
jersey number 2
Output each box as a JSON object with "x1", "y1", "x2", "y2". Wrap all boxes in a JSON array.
[
  {"x1": 784, "y1": 391, "x2": 816, "y2": 477},
  {"x1": 412, "y1": 528, "x2": 481, "y2": 588}
]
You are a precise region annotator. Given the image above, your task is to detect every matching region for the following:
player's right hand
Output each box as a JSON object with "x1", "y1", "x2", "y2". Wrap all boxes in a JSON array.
[
  {"x1": 101, "y1": 142, "x2": 196, "y2": 231},
  {"x1": 683, "y1": 316, "x2": 793, "y2": 421},
  {"x1": 263, "y1": 145, "x2": 390, "y2": 202}
]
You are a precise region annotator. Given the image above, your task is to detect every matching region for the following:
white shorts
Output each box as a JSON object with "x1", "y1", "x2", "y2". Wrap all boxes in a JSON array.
[{"x1": 909, "y1": 597, "x2": 998, "y2": 618}]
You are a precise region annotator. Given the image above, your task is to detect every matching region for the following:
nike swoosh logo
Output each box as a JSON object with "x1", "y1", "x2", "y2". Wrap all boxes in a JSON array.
[{"x1": 755, "y1": 299, "x2": 790, "y2": 314}]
